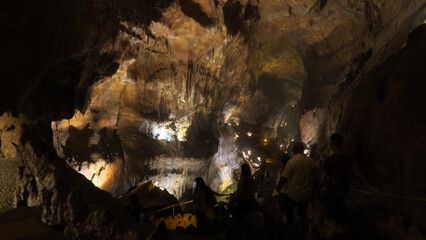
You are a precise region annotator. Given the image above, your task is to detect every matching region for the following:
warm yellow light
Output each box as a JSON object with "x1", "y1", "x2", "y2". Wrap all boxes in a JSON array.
[
  {"x1": 247, "y1": 132, "x2": 253, "y2": 137},
  {"x1": 158, "y1": 213, "x2": 197, "y2": 230},
  {"x1": 76, "y1": 159, "x2": 120, "y2": 191}
]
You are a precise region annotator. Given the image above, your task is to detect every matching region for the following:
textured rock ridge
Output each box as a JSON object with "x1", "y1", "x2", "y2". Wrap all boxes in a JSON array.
[
  {"x1": 300, "y1": 24, "x2": 426, "y2": 233},
  {"x1": 14, "y1": 119, "x2": 146, "y2": 239}
]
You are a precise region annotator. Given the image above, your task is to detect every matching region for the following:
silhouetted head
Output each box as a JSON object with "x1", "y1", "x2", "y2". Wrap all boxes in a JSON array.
[
  {"x1": 280, "y1": 154, "x2": 290, "y2": 166},
  {"x1": 330, "y1": 133, "x2": 344, "y2": 152},
  {"x1": 241, "y1": 163, "x2": 252, "y2": 178},
  {"x1": 195, "y1": 177, "x2": 206, "y2": 190},
  {"x1": 292, "y1": 142, "x2": 305, "y2": 155}
]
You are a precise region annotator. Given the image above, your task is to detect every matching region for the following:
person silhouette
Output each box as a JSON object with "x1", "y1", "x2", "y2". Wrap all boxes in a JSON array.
[
  {"x1": 321, "y1": 133, "x2": 378, "y2": 225},
  {"x1": 231, "y1": 163, "x2": 256, "y2": 220},
  {"x1": 275, "y1": 154, "x2": 290, "y2": 220},
  {"x1": 193, "y1": 177, "x2": 224, "y2": 220},
  {"x1": 282, "y1": 142, "x2": 319, "y2": 224}
]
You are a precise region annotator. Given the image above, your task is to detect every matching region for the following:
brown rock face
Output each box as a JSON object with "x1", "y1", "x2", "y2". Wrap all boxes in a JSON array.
[
  {"x1": 300, "y1": 24, "x2": 426, "y2": 232},
  {"x1": 41, "y1": 0, "x2": 424, "y2": 199},
  {"x1": 0, "y1": 0, "x2": 425, "y2": 239}
]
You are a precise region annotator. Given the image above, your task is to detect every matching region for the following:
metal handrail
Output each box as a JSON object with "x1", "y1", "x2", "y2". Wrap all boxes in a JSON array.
[
  {"x1": 257, "y1": 187, "x2": 426, "y2": 203},
  {"x1": 144, "y1": 188, "x2": 426, "y2": 218},
  {"x1": 144, "y1": 200, "x2": 194, "y2": 217},
  {"x1": 348, "y1": 189, "x2": 426, "y2": 203}
]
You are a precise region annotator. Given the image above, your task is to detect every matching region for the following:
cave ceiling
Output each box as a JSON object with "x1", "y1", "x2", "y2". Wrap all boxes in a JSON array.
[{"x1": 0, "y1": 0, "x2": 425, "y2": 196}]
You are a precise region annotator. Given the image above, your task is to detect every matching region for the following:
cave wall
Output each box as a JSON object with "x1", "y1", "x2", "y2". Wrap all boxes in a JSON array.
[
  {"x1": 0, "y1": 1, "x2": 425, "y2": 238},
  {"x1": 45, "y1": 0, "x2": 257, "y2": 197},
  {"x1": 299, "y1": 0, "x2": 426, "y2": 109},
  {"x1": 300, "y1": 24, "x2": 426, "y2": 232},
  {"x1": 48, "y1": 0, "x2": 425, "y2": 198},
  {"x1": 0, "y1": 0, "x2": 256, "y2": 198},
  {"x1": 0, "y1": 0, "x2": 424, "y2": 185}
]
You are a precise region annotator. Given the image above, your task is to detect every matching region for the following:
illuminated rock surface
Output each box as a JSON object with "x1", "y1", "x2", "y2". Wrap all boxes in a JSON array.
[{"x1": 0, "y1": 0, "x2": 425, "y2": 239}]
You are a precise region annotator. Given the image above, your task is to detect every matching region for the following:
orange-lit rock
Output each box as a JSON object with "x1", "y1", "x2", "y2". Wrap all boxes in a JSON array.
[
  {"x1": 0, "y1": 113, "x2": 32, "y2": 159},
  {"x1": 158, "y1": 213, "x2": 197, "y2": 230}
]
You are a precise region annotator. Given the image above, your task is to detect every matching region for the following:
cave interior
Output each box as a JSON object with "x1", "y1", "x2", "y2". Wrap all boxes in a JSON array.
[{"x1": 0, "y1": 0, "x2": 425, "y2": 239}]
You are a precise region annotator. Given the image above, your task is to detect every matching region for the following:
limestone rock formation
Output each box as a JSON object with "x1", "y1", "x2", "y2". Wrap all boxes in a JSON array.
[
  {"x1": 40, "y1": 0, "x2": 426, "y2": 200},
  {"x1": 0, "y1": 0, "x2": 425, "y2": 239},
  {"x1": 14, "y1": 123, "x2": 145, "y2": 239}
]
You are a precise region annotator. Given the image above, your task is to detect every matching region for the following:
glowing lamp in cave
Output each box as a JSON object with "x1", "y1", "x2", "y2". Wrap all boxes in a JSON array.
[
  {"x1": 247, "y1": 132, "x2": 253, "y2": 137},
  {"x1": 257, "y1": 157, "x2": 261, "y2": 161},
  {"x1": 152, "y1": 126, "x2": 174, "y2": 141},
  {"x1": 248, "y1": 150, "x2": 251, "y2": 155},
  {"x1": 140, "y1": 118, "x2": 190, "y2": 142},
  {"x1": 177, "y1": 127, "x2": 187, "y2": 141}
]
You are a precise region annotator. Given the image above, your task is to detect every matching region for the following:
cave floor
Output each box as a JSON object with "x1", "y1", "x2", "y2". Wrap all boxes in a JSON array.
[
  {"x1": 0, "y1": 204, "x2": 424, "y2": 240},
  {"x1": 0, "y1": 206, "x2": 221, "y2": 240},
  {"x1": 0, "y1": 207, "x2": 67, "y2": 240}
]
